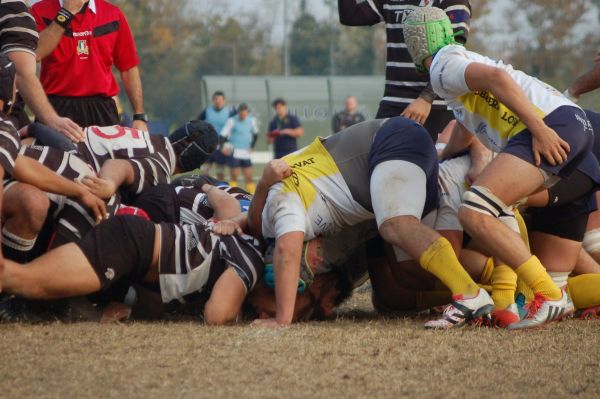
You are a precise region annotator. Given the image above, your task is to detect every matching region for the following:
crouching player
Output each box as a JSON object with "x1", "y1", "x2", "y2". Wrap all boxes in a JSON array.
[
  {"x1": 0, "y1": 186, "x2": 264, "y2": 325},
  {"x1": 403, "y1": 8, "x2": 600, "y2": 329},
  {"x1": 249, "y1": 117, "x2": 493, "y2": 328}
]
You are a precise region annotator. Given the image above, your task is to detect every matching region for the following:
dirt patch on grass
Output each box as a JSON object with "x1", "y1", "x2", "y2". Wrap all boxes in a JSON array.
[{"x1": 1, "y1": 292, "x2": 599, "y2": 398}]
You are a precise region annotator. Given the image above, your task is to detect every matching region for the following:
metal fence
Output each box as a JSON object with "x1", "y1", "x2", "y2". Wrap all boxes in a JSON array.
[{"x1": 200, "y1": 75, "x2": 385, "y2": 151}]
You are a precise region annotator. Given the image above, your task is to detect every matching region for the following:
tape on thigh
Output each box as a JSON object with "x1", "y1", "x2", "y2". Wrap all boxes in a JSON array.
[
  {"x1": 461, "y1": 185, "x2": 519, "y2": 234},
  {"x1": 583, "y1": 228, "x2": 600, "y2": 253}
]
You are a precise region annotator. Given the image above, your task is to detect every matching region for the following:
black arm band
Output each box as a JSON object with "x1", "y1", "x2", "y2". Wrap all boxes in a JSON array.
[{"x1": 54, "y1": 8, "x2": 74, "y2": 30}]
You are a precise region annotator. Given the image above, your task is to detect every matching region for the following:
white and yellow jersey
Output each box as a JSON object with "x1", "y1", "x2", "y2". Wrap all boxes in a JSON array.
[
  {"x1": 262, "y1": 138, "x2": 373, "y2": 240},
  {"x1": 430, "y1": 45, "x2": 578, "y2": 152}
]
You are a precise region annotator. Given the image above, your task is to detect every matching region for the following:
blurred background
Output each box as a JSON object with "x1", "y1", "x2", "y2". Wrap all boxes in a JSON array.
[{"x1": 61, "y1": 0, "x2": 600, "y2": 149}]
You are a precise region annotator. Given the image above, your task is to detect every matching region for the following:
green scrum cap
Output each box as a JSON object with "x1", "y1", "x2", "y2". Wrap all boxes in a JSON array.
[{"x1": 404, "y1": 7, "x2": 461, "y2": 72}]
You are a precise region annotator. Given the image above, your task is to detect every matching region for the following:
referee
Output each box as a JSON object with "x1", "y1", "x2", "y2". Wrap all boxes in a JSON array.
[{"x1": 31, "y1": 0, "x2": 148, "y2": 131}]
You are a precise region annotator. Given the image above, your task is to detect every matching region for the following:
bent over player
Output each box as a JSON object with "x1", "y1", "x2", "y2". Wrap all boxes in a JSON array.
[
  {"x1": 403, "y1": 7, "x2": 600, "y2": 329},
  {"x1": 249, "y1": 117, "x2": 493, "y2": 328}
]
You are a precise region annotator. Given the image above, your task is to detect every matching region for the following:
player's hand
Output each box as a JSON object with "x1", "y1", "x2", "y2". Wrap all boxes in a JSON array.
[
  {"x1": 211, "y1": 220, "x2": 242, "y2": 236},
  {"x1": 262, "y1": 159, "x2": 292, "y2": 186},
  {"x1": 132, "y1": 120, "x2": 148, "y2": 132},
  {"x1": 46, "y1": 115, "x2": 84, "y2": 142},
  {"x1": 401, "y1": 97, "x2": 432, "y2": 125},
  {"x1": 76, "y1": 185, "x2": 108, "y2": 223},
  {"x1": 251, "y1": 318, "x2": 286, "y2": 328},
  {"x1": 63, "y1": 0, "x2": 87, "y2": 14},
  {"x1": 531, "y1": 125, "x2": 570, "y2": 166},
  {"x1": 81, "y1": 175, "x2": 117, "y2": 199}
]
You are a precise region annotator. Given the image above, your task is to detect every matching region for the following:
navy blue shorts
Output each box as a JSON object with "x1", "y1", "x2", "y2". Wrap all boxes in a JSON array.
[
  {"x1": 209, "y1": 150, "x2": 231, "y2": 166},
  {"x1": 504, "y1": 106, "x2": 600, "y2": 184},
  {"x1": 228, "y1": 157, "x2": 252, "y2": 168},
  {"x1": 368, "y1": 117, "x2": 439, "y2": 217}
]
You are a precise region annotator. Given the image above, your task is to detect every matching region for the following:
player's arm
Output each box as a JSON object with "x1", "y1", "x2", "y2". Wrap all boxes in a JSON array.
[
  {"x1": 566, "y1": 53, "x2": 600, "y2": 100},
  {"x1": 247, "y1": 160, "x2": 292, "y2": 239},
  {"x1": 13, "y1": 155, "x2": 106, "y2": 221},
  {"x1": 81, "y1": 159, "x2": 135, "y2": 199},
  {"x1": 281, "y1": 121, "x2": 303, "y2": 138},
  {"x1": 203, "y1": 184, "x2": 241, "y2": 221},
  {"x1": 466, "y1": 136, "x2": 493, "y2": 184},
  {"x1": 204, "y1": 267, "x2": 247, "y2": 325},
  {"x1": 464, "y1": 62, "x2": 569, "y2": 166},
  {"x1": 439, "y1": 121, "x2": 475, "y2": 160},
  {"x1": 250, "y1": 118, "x2": 259, "y2": 149},
  {"x1": 35, "y1": 0, "x2": 86, "y2": 60},
  {"x1": 252, "y1": 230, "x2": 304, "y2": 327},
  {"x1": 337, "y1": 0, "x2": 383, "y2": 26}
]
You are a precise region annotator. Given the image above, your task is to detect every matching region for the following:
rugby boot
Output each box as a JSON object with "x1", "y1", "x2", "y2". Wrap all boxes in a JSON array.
[{"x1": 424, "y1": 288, "x2": 494, "y2": 329}]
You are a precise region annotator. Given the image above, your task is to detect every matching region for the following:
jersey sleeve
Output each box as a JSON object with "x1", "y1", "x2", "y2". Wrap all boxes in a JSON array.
[
  {"x1": 262, "y1": 187, "x2": 307, "y2": 239},
  {"x1": 113, "y1": 8, "x2": 140, "y2": 71},
  {"x1": 430, "y1": 46, "x2": 473, "y2": 99},
  {"x1": 127, "y1": 156, "x2": 170, "y2": 195},
  {"x1": 337, "y1": 0, "x2": 383, "y2": 26},
  {"x1": 0, "y1": 119, "x2": 20, "y2": 175},
  {"x1": 1, "y1": 1, "x2": 39, "y2": 56}
]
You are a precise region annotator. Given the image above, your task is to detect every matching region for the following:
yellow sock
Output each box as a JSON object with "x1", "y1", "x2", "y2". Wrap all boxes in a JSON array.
[
  {"x1": 567, "y1": 274, "x2": 600, "y2": 309},
  {"x1": 419, "y1": 237, "x2": 479, "y2": 297},
  {"x1": 491, "y1": 265, "x2": 517, "y2": 310},
  {"x1": 480, "y1": 257, "x2": 494, "y2": 285},
  {"x1": 245, "y1": 182, "x2": 256, "y2": 194},
  {"x1": 514, "y1": 209, "x2": 530, "y2": 250},
  {"x1": 515, "y1": 256, "x2": 561, "y2": 300},
  {"x1": 415, "y1": 290, "x2": 452, "y2": 311}
]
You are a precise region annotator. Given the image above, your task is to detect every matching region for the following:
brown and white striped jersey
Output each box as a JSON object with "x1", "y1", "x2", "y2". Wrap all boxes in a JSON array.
[
  {"x1": 0, "y1": 115, "x2": 19, "y2": 175},
  {"x1": 158, "y1": 222, "x2": 264, "y2": 303},
  {"x1": 176, "y1": 184, "x2": 253, "y2": 225},
  {"x1": 77, "y1": 125, "x2": 177, "y2": 194}
]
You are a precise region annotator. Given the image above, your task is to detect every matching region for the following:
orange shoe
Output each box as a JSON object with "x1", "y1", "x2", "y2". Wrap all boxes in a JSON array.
[{"x1": 490, "y1": 303, "x2": 520, "y2": 328}]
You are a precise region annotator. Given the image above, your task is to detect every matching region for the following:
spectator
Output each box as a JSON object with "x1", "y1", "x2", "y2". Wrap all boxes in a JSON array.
[
  {"x1": 267, "y1": 98, "x2": 303, "y2": 159},
  {"x1": 0, "y1": 0, "x2": 82, "y2": 140},
  {"x1": 331, "y1": 95, "x2": 366, "y2": 133},
  {"x1": 31, "y1": 0, "x2": 148, "y2": 131},
  {"x1": 220, "y1": 103, "x2": 259, "y2": 193},
  {"x1": 198, "y1": 91, "x2": 236, "y2": 181}
]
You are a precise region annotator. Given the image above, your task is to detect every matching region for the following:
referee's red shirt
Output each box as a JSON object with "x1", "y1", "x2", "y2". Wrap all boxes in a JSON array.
[{"x1": 31, "y1": 0, "x2": 139, "y2": 97}]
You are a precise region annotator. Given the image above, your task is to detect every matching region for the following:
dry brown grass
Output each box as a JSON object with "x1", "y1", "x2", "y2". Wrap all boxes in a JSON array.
[{"x1": 1, "y1": 292, "x2": 599, "y2": 399}]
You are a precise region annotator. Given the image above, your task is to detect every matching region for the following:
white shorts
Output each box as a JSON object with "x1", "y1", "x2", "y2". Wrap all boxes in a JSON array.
[{"x1": 370, "y1": 160, "x2": 427, "y2": 228}]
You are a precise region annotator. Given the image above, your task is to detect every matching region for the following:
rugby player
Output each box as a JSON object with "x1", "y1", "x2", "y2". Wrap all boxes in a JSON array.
[
  {"x1": 248, "y1": 117, "x2": 493, "y2": 328},
  {"x1": 2, "y1": 120, "x2": 218, "y2": 260},
  {"x1": 403, "y1": 7, "x2": 600, "y2": 329},
  {"x1": 0, "y1": 183, "x2": 264, "y2": 325}
]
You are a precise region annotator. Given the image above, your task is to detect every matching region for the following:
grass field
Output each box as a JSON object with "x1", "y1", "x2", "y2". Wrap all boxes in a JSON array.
[{"x1": 1, "y1": 290, "x2": 599, "y2": 398}]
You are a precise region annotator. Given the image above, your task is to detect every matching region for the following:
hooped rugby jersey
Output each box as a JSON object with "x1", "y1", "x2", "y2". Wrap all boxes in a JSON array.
[
  {"x1": 158, "y1": 222, "x2": 264, "y2": 303},
  {"x1": 429, "y1": 45, "x2": 578, "y2": 152},
  {"x1": 0, "y1": 116, "x2": 20, "y2": 175},
  {"x1": 77, "y1": 125, "x2": 177, "y2": 194},
  {"x1": 176, "y1": 184, "x2": 252, "y2": 225},
  {"x1": 262, "y1": 138, "x2": 373, "y2": 240}
]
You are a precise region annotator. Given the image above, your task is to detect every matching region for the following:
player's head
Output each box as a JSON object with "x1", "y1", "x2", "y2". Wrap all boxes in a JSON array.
[
  {"x1": 403, "y1": 7, "x2": 459, "y2": 72},
  {"x1": 237, "y1": 103, "x2": 250, "y2": 120},
  {"x1": 0, "y1": 54, "x2": 17, "y2": 114},
  {"x1": 168, "y1": 120, "x2": 219, "y2": 172},
  {"x1": 212, "y1": 91, "x2": 226, "y2": 110},
  {"x1": 344, "y1": 96, "x2": 357, "y2": 113}
]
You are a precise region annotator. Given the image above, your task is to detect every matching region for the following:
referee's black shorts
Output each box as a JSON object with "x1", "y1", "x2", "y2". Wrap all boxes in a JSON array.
[{"x1": 48, "y1": 95, "x2": 120, "y2": 127}]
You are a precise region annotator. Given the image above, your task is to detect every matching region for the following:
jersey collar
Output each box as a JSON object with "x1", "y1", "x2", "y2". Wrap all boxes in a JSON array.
[{"x1": 59, "y1": 0, "x2": 97, "y2": 14}]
